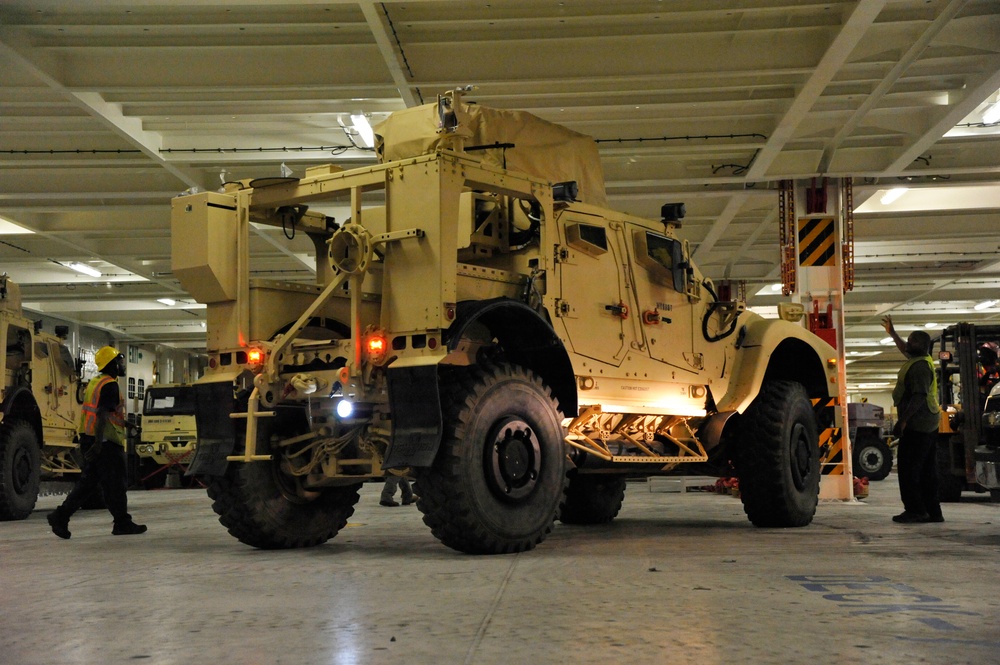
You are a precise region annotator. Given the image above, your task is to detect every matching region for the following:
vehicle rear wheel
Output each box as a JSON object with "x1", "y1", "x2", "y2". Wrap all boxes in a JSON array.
[
  {"x1": 0, "y1": 420, "x2": 40, "y2": 521},
  {"x1": 735, "y1": 381, "x2": 820, "y2": 527},
  {"x1": 207, "y1": 418, "x2": 362, "y2": 549},
  {"x1": 558, "y1": 472, "x2": 626, "y2": 525},
  {"x1": 852, "y1": 433, "x2": 893, "y2": 481},
  {"x1": 414, "y1": 362, "x2": 568, "y2": 554}
]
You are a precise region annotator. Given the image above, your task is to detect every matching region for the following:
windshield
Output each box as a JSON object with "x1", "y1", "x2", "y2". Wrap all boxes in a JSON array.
[{"x1": 143, "y1": 386, "x2": 196, "y2": 416}]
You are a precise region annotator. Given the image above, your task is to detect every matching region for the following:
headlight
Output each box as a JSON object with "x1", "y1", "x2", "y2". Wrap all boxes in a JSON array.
[{"x1": 336, "y1": 399, "x2": 354, "y2": 419}]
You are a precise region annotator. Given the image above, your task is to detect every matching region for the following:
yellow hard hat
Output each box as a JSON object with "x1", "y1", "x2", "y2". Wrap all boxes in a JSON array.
[{"x1": 95, "y1": 345, "x2": 121, "y2": 371}]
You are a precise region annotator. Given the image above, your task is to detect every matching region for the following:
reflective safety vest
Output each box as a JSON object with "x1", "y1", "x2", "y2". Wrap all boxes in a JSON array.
[{"x1": 78, "y1": 375, "x2": 127, "y2": 445}]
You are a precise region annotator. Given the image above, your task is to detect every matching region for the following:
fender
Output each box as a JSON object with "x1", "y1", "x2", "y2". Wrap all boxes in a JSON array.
[
  {"x1": 0, "y1": 385, "x2": 43, "y2": 437},
  {"x1": 449, "y1": 298, "x2": 577, "y2": 416},
  {"x1": 717, "y1": 317, "x2": 836, "y2": 415},
  {"x1": 185, "y1": 377, "x2": 242, "y2": 476}
]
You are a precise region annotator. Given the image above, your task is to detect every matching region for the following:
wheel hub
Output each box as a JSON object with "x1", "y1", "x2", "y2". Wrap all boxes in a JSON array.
[
  {"x1": 488, "y1": 418, "x2": 541, "y2": 501},
  {"x1": 859, "y1": 447, "x2": 884, "y2": 473},
  {"x1": 790, "y1": 423, "x2": 813, "y2": 491},
  {"x1": 13, "y1": 446, "x2": 32, "y2": 495}
]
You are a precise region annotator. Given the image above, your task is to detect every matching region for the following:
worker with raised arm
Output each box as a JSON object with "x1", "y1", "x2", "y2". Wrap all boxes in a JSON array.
[
  {"x1": 881, "y1": 315, "x2": 943, "y2": 523},
  {"x1": 47, "y1": 346, "x2": 147, "y2": 539}
]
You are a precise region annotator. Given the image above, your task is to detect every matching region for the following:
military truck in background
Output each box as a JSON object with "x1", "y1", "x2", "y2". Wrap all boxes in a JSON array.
[
  {"x1": 935, "y1": 323, "x2": 1000, "y2": 501},
  {"x1": 134, "y1": 383, "x2": 198, "y2": 488},
  {"x1": 847, "y1": 402, "x2": 893, "y2": 481},
  {"x1": 0, "y1": 274, "x2": 82, "y2": 520},
  {"x1": 171, "y1": 89, "x2": 839, "y2": 554}
]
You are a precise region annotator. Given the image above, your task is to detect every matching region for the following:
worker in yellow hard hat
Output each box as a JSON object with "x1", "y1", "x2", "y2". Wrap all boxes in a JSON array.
[{"x1": 47, "y1": 345, "x2": 147, "y2": 539}]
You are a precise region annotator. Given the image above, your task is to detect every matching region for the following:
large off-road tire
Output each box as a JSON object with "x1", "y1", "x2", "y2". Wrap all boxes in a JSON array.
[
  {"x1": 852, "y1": 432, "x2": 893, "y2": 481},
  {"x1": 0, "y1": 420, "x2": 41, "y2": 521},
  {"x1": 558, "y1": 472, "x2": 626, "y2": 525},
  {"x1": 414, "y1": 363, "x2": 569, "y2": 554},
  {"x1": 735, "y1": 381, "x2": 820, "y2": 527},
  {"x1": 207, "y1": 429, "x2": 362, "y2": 549}
]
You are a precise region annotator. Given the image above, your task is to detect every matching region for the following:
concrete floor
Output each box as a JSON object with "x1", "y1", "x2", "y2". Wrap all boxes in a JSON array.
[{"x1": 2, "y1": 474, "x2": 999, "y2": 665}]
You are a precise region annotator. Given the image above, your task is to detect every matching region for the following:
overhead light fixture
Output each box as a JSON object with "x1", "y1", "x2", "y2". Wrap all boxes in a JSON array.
[
  {"x1": 770, "y1": 283, "x2": 783, "y2": 292},
  {"x1": 157, "y1": 298, "x2": 176, "y2": 306},
  {"x1": 350, "y1": 114, "x2": 375, "y2": 148},
  {"x1": 0, "y1": 215, "x2": 34, "y2": 235},
  {"x1": 924, "y1": 322, "x2": 938, "y2": 329},
  {"x1": 879, "y1": 187, "x2": 908, "y2": 205},
  {"x1": 66, "y1": 262, "x2": 102, "y2": 278},
  {"x1": 982, "y1": 101, "x2": 1000, "y2": 125},
  {"x1": 879, "y1": 337, "x2": 895, "y2": 345},
  {"x1": 974, "y1": 299, "x2": 998, "y2": 311}
]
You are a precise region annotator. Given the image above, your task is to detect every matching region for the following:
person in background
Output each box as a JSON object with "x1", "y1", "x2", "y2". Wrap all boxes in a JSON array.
[
  {"x1": 380, "y1": 473, "x2": 417, "y2": 507},
  {"x1": 47, "y1": 346, "x2": 147, "y2": 539},
  {"x1": 881, "y1": 315, "x2": 944, "y2": 523}
]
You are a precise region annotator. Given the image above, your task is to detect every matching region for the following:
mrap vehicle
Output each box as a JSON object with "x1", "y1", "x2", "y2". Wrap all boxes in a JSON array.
[{"x1": 171, "y1": 90, "x2": 838, "y2": 554}]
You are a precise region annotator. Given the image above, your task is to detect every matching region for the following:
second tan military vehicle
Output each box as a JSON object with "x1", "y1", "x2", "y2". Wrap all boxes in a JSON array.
[{"x1": 172, "y1": 89, "x2": 838, "y2": 554}]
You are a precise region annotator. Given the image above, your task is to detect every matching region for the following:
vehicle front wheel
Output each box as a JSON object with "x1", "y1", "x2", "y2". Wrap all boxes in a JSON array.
[
  {"x1": 0, "y1": 420, "x2": 41, "y2": 521},
  {"x1": 415, "y1": 363, "x2": 568, "y2": 554},
  {"x1": 208, "y1": 415, "x2": 362, "y2": 549},
  {"x1": 735, "y1": 381, "x2": 820, "y2": 528}
]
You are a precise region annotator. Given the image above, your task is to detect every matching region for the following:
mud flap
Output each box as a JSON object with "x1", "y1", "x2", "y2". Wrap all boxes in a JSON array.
[
  {"x1": 384, "y1": 362, "x2": 442, "y2": 469},
  {"x1": 186, "y1": 380, "x2": 239, "y2": 476}
]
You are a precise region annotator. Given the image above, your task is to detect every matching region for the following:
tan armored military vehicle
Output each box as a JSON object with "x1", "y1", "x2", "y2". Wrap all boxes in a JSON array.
[
  {"x1": 172, "y1": 90, "x2": 838, "y2": 554},
  {"x1": 0, "y1": 274, "x2": 81, "y2": 520}
]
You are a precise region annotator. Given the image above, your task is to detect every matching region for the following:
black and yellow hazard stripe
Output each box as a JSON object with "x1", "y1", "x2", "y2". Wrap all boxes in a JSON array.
[
  {"x1": 798, "y1": 217, "x2": 835, "y2": 267},
  {"x1": 812, "y1": 396, "x2": 845, "y2": 475}
]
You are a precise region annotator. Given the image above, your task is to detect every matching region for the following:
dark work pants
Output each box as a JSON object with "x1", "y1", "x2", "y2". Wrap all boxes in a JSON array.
[
  {"x1": 56, "y1": 437, "x2": 133, "y2": 525},
  {"x1": 896, "y1": 428, "x2": 942, "y2": 518}
]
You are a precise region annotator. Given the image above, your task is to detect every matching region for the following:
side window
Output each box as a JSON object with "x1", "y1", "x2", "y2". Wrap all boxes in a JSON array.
[
  {"x1": 565, "y1": 223, "x2": 608, "y2": 257},
  {"x1": 633, "y1": 230, "x2": 686, "y2": 292},
  {"x1": 137, "y1": 379, "x2": 145, "y2": 400},
  {"x1": 128, "y1": 377, "x2": 136, "y2": 399}
]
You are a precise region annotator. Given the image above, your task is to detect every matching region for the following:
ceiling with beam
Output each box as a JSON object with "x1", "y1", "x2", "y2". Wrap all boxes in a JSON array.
[{"x1": 1, "y1": 0, "x2": 999, "y2": 392}]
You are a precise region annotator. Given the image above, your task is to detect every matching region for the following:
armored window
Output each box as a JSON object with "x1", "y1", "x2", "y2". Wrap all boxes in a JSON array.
[
  {"x1": 137, "y1": 379, "x2": 145, "y2": 400},
  {"x1": 633, "y1": 230, "x2": 686, "y2": 292},
  {"x1": 128, "y1": 377, "x2": 136, "y2": 399},
  {"x1": 565, "y1": 223, "x2": 608, "y2": 257}
]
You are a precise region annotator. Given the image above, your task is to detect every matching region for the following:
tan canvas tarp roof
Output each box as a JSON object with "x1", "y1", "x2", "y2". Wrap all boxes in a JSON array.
[{"x1": 374, "y1": 102, "x2": 608, "y2": 208}]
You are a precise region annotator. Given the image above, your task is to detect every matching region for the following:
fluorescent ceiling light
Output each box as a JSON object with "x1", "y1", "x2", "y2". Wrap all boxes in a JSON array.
[
  {"x1": 66, "y1": 262, "x2": 102, "y2": 278},
  {"x1": 0, "y1": 216, "x2": 34, "y2": 235},
  {"x1": 983, "y1": 101, "x2": 1000, "y2": 125},
  {"x1": 924, "y1": 322, "x2": 938, "y2": 329},
  {"x1": 974, "y1": 300, "x2": 998, "y2": 311},
  {"x1": 879, "y1": 187, "x2": 908, "y2": 205},
  {"x1": 879, "y1": 337, "x2": 895, "y2": 345},
  {"x1": 350, "y1": 114, "x2": 375, "y2": 148},
  {"x1": 157, "y1": 298, "x2": 176, "y2": 306}
]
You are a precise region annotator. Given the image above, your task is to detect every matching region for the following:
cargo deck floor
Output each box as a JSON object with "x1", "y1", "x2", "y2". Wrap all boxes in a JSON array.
[{"x1": 3, "y1": 474, "x2": 998, "y2": 665}]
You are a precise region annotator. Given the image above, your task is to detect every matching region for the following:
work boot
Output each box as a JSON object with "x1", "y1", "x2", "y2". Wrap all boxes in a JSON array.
[
  {"x1": 402, "y1": 495, "x2": 418, "y2": 505},
  {"x1": 892, "y1": 511, "x2": 930, "y2": 523},
  {"x1": 112, "y1": 522, "x2": 148, "y2": 536},
  {"x1": 379, "y1": 499, "x2": 399, "y2": 507},
  {"x1": 47, "y1": 511, "x2": 71, "y2": 539}
]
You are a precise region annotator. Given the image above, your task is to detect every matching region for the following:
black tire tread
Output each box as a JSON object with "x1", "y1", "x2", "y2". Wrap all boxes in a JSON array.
[
  {"x1": 558, "y1": 473, "x2": 626, "y2": 525},
  {"x1": 737, "y1": 381, "x2": 819, "y2": 528},
  {"x1": 0, "y1": 419, "x2": 40, "y2": 521},
  {"x1": 414, "y1": 363, "x2": 568, "y2": 554},
  {"x1": 207, "y1": 456, "x2": 361, "y2": 550}
]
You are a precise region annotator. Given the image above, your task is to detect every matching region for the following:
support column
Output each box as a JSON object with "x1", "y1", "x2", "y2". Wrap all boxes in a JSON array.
[{"x1": 782, "y1": 178, "x2": 855, "y2": 500}]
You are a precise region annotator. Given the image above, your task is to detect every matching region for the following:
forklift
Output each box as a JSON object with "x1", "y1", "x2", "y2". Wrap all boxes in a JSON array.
[{"x1": 934, "y1": 323, "x2": 1000, "y2": 501}]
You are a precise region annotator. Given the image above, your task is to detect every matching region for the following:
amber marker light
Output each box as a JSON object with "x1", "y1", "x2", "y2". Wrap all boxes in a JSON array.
[
  {"x1": 366, "y1": 334, "x2": 388, "y2": 364},
  {"x1": 247, "y1": 348, "x2": 264, "y2": 366}
]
